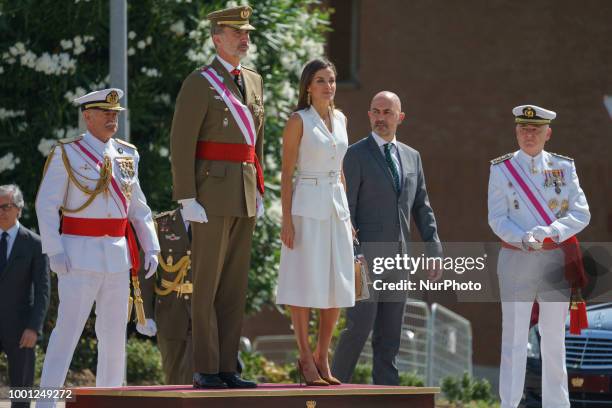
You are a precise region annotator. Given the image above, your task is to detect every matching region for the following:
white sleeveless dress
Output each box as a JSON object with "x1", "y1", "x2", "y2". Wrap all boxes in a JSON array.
[{"x1": 276, "y1": 107, "x2": 355, "y2": 308}]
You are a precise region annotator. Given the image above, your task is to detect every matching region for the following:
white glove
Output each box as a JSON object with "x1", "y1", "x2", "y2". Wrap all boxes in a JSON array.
[
  {"x1": 530, "y1": 225, "x2": 557, "y2": 243},
  {"x1": 521, "y1": 231, "x2": 543, "y2": 251},
  {"x1": 49, "y1": 252, "x2": 71, "y2": 276},
  {"x1": 144, "y1": 251, "x2": 159, "y2": 279},
  {"x1": 179, "y1": 198, "x2": 208, "y2": 223},
  {"x1": 136, "y1": 318, "x2": 157, "y2": 337}
]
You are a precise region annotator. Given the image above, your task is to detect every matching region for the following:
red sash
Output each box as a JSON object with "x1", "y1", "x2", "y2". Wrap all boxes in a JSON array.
[
  {"x1": 196, "y1": 141, "x2": 264, "y2": 195},
  {"x1": 61, "y1": 216, "x2": 140, "y2": 276}
]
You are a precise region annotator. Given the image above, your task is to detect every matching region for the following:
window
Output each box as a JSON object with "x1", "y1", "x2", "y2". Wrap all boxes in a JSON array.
[{"x1": 327, "y1": 0, "x2": 360, "y2": 85}]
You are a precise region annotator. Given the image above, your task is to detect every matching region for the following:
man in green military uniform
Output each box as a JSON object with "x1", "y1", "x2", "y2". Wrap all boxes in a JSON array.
[
  {"x1": 138, "y1": 207, "x2": 193, "y2": 385},
  {"x1": 169, "y1": 4, "x2": 264, "y2": 389}
]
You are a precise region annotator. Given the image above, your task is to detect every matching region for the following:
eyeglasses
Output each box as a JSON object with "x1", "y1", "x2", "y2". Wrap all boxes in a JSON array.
[{"x1": 0, "y1": 203, "x2": 18, "y2": 212}]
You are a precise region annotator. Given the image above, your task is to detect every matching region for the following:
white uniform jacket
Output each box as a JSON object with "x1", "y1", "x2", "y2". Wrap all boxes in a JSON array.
[
  {"x1": 488, "y1": 149, "x2": 590, "y2": 245},
  {"x1": 35, "y1": 132, "x2": 160, "y2": 273}
]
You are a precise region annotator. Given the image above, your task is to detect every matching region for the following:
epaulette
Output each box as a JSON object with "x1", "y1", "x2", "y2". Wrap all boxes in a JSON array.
[
  {"x1": 550, "y1": 152, "x2": 574, "y2": 161},
  {"x1": 490, "y1": 153, "x2": 513, "y2": 165},
  {"x1": 57, "y1": 135, "x2": 83, "y2": 145},
  {"x1": 241, "y1": 65, "x2": 259, "y2": 74},
  {"x1": 114, "y1": 138, "x2": 137, "y2": 150}
]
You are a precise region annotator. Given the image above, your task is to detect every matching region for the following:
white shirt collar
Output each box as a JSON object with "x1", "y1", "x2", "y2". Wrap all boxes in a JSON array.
[
  {"x1": 216, "y1": 55, "x2": 241, "y2": 73},
  {"x1": 1, "y1": 220, "x2": 19, "y2": 241},
  {"x1": 83, "y1": 131, "x2": 112, "y2": 155},
  {"x1": 516, "y1": 149, "x2": 545, "y2": 165},
  {"x1": 371, "y1": 132, "x2": 397, "y2": 148}
]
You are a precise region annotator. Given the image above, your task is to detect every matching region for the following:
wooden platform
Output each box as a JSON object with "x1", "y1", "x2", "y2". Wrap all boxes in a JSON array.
[{"x1": 66, "y1": 383, "x2": 440, "y2": 407}]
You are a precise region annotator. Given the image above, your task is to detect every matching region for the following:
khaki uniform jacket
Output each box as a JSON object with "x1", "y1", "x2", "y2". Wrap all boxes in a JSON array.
[
  {"x1": 140, "y1": 208, "x2": 192, "y2": 340},
  {"x1": 170, "y1": 57, "x2": 265, "y2": 217}
]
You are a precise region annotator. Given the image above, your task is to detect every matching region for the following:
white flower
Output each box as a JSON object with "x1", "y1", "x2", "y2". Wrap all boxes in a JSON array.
[
  {"x1": 73, "y1": 44, "x2": 86, "y2": 55},
  {"x1": 64, "y1": 87, "x2": 87, "y2": 103},
  {"x1": 74, "y1": 36, "x2": 82, "y2": 46},
  {"x1": 0, "y1": 108, "x2": 25, "y2": 120},
  {"x1": 60, "y1": 39, "x2": 73, "y2": 50},
  {"x1": 141, "y1": 67, "x2": 161, "y2": 78},
  {"x1": 137, "y1": 40, "x2": 146, "y2": 49},
  {"x1": 169, "y1": 20, "x2": 186, "y2": 36},
  {"x1": 0, "y1": 153, "x2": 21, "y2": 174},
  {"x1": 37, "y1": 138, "x2": 57, "y2": 156},
  {"x1": 159, "y1": 147, "x2": 169, "y2": 157},
  {"x1": 0, "y1": 66, "x2": 4, "y2": 74},
  {"x1": 128, "y1": 47, "x2": 136, "y2": 56},
  {"x1": 128, "y1": 31, "x2": 136, "y2": 40},
  {"x1": 153, "y1": 93, "x2": 171, "y2": 105},
  {"x1": 146, "y1": 36, "x2": 152, "y2": 45}
]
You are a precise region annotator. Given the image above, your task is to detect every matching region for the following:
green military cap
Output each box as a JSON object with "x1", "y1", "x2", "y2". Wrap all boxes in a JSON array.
[{"x1": 207, "y1": 5, "x2": 255, "y2": 31}]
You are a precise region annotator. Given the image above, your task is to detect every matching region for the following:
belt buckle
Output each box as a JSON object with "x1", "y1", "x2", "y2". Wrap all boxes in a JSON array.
[{"x1": 182, "y1": 282, "x2": 193, "y2": 293}]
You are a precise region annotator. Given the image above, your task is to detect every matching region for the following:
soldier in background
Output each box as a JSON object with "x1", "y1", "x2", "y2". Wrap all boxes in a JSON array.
[{"x1": 138, "y1": 207, "x2": 193, "y2": 385}]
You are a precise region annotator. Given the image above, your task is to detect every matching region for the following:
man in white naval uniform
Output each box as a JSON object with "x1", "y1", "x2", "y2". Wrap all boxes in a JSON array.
[
  {"x1": 35, "y1": 88, "x2": 160, "y2": 404},
  {"x1": 488, "y1": 104, "x2": 590, "y2": 408}
]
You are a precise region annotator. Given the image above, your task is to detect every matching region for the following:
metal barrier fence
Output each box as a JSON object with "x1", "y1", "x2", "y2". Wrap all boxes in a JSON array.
[
  {"x1": 428, "y1": 303, "x2": 473, "y2": 386},
  {"x1": 358, "y1": 300, "x2": 472, "y2": 386}
]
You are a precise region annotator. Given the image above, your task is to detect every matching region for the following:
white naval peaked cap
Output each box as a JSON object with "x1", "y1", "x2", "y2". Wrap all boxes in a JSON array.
[
  {"x1": 512, "y1": 104, "x2": 556, "y2": 125},
  {"x1": 73, "y1": 88, "x2": 125, "y2": 111}
]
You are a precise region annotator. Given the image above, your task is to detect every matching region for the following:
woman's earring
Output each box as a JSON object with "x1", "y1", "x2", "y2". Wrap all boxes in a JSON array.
[{"x1": 307, "y1": 92, "x2": 311, "y2": 106}]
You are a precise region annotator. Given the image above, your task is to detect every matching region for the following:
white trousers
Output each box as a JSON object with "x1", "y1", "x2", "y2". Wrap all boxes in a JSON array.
[
  {"x1": 36, "y1": 269, "x2": 130, "y2": 408},
  {"x1": 497, "y1": 248, "x2": 570, "y2": 408}
]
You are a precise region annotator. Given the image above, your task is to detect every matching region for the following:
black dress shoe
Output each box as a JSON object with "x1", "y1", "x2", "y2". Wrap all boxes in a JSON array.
[
  {"x1": 193, "y1": 372, "x2": 228, "y2": 389},
  {"x1": 219, "y1": 372, "x2": 258, "y2": 388}
]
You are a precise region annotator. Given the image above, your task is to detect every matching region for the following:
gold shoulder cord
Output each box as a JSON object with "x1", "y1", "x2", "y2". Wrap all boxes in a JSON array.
[
  {"x1": 155, "y1": 255, "x2": 191, "y2": 296},
  {"x1": 59, "y1": 144, "x2": 112, "y2": 213}
]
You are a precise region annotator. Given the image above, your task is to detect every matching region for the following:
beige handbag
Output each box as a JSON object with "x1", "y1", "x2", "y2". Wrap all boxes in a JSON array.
[{"x1": 354, "y1": 240, "x2": 370, "y2": 301}]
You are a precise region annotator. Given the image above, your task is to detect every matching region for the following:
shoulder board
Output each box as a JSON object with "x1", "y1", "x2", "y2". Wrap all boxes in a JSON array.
[
  {"x1": 550, "y1": 152, "x2": 574, "y2": 161},
  {"x1": 114, "y1": 138, "x2": 137, "y2": 150},
  {"x1": 490, "y1": 153, "x2": 513, "y2": 165},
  {"x1": 57, "y1": 135, "x2": 83, "y2": 145},
  {"x1": 241, "y1": 65, "x2": 259, "y2": 74}
]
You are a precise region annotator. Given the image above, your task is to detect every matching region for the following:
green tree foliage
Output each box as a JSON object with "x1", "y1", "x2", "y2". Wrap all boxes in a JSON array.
[{"x1": 0, "y1": 0, "x2": 330, "y2": 324}]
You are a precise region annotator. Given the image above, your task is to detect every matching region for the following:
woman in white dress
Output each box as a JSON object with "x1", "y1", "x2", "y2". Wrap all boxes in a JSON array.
[{"x1": 276, "y1": 59, "x2": 355, "y2": 386}]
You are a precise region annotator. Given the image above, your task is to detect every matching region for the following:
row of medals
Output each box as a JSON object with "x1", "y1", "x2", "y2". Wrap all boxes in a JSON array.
[{"x1": 512, "y1": 164, "x2": 568, "y2": 218}]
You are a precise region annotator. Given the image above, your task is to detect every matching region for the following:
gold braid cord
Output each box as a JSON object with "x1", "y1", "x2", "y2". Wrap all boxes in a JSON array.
[
  {"x1": 154, "y1": 255, "x2": 191, "y2": 296},
  {"x1": 59, "y1": 144, "x2": 112, "y2": 214},
  {"x1": 131, "y1": 275, "x2": 147, "y2": 326}
]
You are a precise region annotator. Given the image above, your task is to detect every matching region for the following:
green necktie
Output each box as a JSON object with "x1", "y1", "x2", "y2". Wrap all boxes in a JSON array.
[{"x1": 384, "y1": 143, "x2": 400, "y2": 193}]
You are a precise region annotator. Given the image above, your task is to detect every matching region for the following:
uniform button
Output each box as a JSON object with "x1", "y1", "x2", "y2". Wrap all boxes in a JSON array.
[
  {"x1": 107, "y1": 214, "x2": 111, "y2": 218},
  {"x1": 224, "y1": 108, "x2": 229, "y2": 112},
  {"x1": 206, "y1": 171, "x2": 209, "y2": 176},
  {"x1": 187, "y1": 250, "x2": 191, "y2": 255},
  {"x1": 184, "y1": 295, "x2": 190, "y2": 300},
  {"x1": 185, "y1": 280, "x2": 190, "y2": 284}
]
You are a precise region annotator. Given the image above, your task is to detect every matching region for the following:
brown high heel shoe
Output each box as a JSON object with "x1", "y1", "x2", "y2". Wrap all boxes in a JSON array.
[
  {"x1": 297, "y1": 360, "x2": 329, "y2": 386},
  {"x1": 314, "y1": 362, "x2": 342, "y2": 385}
]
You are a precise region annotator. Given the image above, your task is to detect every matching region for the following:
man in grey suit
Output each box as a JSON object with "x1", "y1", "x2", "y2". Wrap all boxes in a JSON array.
[
  {"x1": 331, "y1": 91, "x2": 441, "y2": 385},
  {"x1": 0, "y1": 184, "x2": 50, "y2": 408}
]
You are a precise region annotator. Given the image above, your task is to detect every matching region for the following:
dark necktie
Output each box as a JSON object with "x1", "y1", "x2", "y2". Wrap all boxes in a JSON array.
[
  {"x1": 384, "y1": 143, "x2": 401, "y2": 193},
  {"x1": 0, "y1": 231, "x2": 8, "y2": 274},
  {"x1": 231, "y1": 68, "x2": 244, "y2": 98}
]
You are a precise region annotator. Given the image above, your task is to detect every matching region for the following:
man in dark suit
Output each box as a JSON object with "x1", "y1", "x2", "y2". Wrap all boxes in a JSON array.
[
  {"x1": 331, "y1": 91, "x2": 441, "y2": 385},
  {"x1": 0, "y1": 184, "x2": 50, "y2": 407}
]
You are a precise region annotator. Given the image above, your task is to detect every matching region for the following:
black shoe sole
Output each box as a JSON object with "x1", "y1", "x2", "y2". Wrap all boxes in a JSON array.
[{"x1": 193, "y1": 383, "x2": 228, "y2": 389}]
